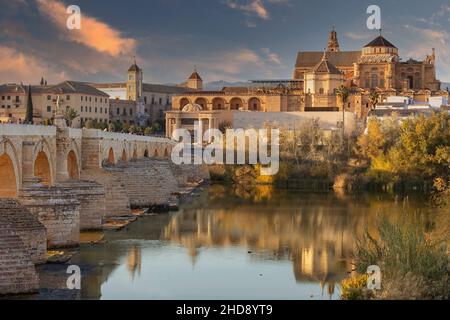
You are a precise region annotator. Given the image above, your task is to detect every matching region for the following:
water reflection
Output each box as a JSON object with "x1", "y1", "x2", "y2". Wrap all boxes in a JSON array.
[{"x1": 36, "y1": 185, "x2": 434, "y2": 300}]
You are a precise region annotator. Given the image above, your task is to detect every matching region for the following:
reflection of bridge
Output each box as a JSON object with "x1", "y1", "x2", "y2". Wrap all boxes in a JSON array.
[{"x1": 0, "y1": 124, "x2": 208, "y2": 295}]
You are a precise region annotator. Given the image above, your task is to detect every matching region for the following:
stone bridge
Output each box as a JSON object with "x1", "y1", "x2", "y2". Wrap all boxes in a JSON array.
[{"x1": 0, "y1": 124, "x2": 208, "y2": 295}]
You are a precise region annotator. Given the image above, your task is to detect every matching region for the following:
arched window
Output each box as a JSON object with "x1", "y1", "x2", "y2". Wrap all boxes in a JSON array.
[{"x1": 371, "y1": 74, "x2": 378, "y2": 88}]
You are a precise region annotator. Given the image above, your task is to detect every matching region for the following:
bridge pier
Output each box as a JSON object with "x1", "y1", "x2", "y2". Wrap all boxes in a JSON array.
[{"x1": 19, "y1": 184, "x2": 81, "y2": 248}]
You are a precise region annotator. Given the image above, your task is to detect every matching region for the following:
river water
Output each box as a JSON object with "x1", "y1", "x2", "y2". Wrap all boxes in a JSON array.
[{"x1": 34, "y1": 185, "x2": 438, "y2": 300}]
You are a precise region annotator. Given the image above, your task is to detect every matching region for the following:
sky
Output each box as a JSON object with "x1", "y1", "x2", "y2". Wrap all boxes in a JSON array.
[{"x1": 1, "y1": 0, "x2": 450, "y2": 85}]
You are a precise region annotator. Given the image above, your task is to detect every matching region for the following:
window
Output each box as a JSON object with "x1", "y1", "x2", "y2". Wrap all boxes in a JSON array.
[
  {"x1": 7, "y1": 96, "x2": 11, "y2": 100},
  {"x1": 15, "y1": 96, "x2": 19, "y2": 102},
  {"x1": 100, "y1": 98, "x2": 102, "y2": 103},
  {"x1": 95, "y1": 98, "x2": 97, "y2": 102},
  {"x1": 116, "y1": 108, "x2": 119, "y2": 115},
  {"x1": 47, "y1": 95, "x2": 51, "y2": 100},
  {"x1": 89, "y1": 107, "x2": 92, "y2": 112},
  {"x1": 144, "y1": 97, "x2": 147, "y2": 104},
  {"x1": 1, "y1": 96, "x2": 4, "y2": 100},
  {"x1": 159, "y1": 98, "x2": 162, "y2": 104},
  {"x1": 130, "y1": 109, "x2": 133, "y2": 116},
  {"x1": 81, "y1": 106, "x2": 84, "y2": 112},
  {"x1": 319, "y1": 88, "x2": 324, "y2": 94},
  {"x1": 371, "y1": 74, "x2": 378, "y2": 88},
  {"x1": 66, "y1": 95, "x2": 70, "y2": 101},
  {"x1": 105, "y1": 108, "x2": 107, "y2": 114},
  {"x1": 151, "y1": 96, "x2": 155, "y2": 104},
  {"x1": 81, "y1": 96, "x2": 83, "y2": 101},
  {"x1": 89, "y1": 97, "x2": 91, "y2": 102},
  {"x1": 166, "y1": 98, "x2": 170, "y2": 106},
  {"x1": 100, "y1": 107, "x2": 102, "y2": 113},
  {"x1": 47, "y1": 106, "x2": 51, "y2": 112},
  {"x1": 95, "y1": 107, "x2": 97, "y2": 113}
]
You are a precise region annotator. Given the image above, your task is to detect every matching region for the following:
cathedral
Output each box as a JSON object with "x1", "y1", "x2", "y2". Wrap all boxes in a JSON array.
[
  {"x1": 166, "y1": 29, "x2": 448, "y2": 137},
  {"x1": 294, "y1": 28, "x2": 441, "y2": 92}
]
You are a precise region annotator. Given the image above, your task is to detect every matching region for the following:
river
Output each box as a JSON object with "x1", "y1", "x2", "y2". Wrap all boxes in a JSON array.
[{"x1": 32, "y1": 185, "x2": 437, "y2": 300}]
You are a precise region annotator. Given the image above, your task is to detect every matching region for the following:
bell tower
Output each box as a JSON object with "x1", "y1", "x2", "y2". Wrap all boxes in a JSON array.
[
  {"x1": 126, "y1": 57, "x2": 143, "y2": 101},
  {"x1": 327, "y1": 27, "x2": 340, "y2": 52}
]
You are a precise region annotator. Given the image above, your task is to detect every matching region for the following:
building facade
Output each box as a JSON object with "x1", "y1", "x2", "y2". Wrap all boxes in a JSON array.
[
  {"x1": 94, "y1": 62, "x2": 189, "y2": 127},
  {"x1": 166, "y1": 30, "x2": 448, "y2": 137},
  {"x1": 0, "y1": 81, "x2": 109, "y2": 127}
]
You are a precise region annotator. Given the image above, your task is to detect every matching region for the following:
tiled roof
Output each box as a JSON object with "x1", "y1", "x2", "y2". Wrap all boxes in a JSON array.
[
  {"x1": 45, "y1": 81, "x2": 110, "y2": 97},
  {"x1": 189, "y1": 71, "x2": 202, "y2": 80},
  {"x1": 295, "y1": 51, "x2": 361, "y2": 68},
  {"x1": 364, "y1": 36, "x2": 397, "y2": 48},
  {"x1": 0, "y1": 81, "x2": 109, "y2": 97},
  {"x1": 313, "y1": 56, "x2": 342, "y2": 74},
  {"x1": 142, "y1": 83, "x2": 189, "y2": 94}
]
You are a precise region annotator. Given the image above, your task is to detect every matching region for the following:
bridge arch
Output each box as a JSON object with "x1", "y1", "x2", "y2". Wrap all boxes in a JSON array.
[
  {"x1": 121, "y1": 149, "x2": 127, "y2": 162},
  {"x1": 164, "y1": 148, "x2": 169, "y2": 158},
  {"x1": 67, "y1": 150, "x2": 80, "y2": 180},
  {"x1": 0, "y1": 139, "x2": 20, "y2": 198},
  {"x1": 34, "y1": 151, "x2": 52, "y2": 186},
  {"x1": 33, "y1": 139, "x2": 54, "y2": 186},
  {"x1": 144, "y1": 149, "x2": 149, "y2": 158}
]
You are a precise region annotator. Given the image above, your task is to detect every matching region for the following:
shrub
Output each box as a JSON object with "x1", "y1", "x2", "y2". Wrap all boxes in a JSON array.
[{"x1": 341, "y1": 274, "x2": 370, "y2": 300}]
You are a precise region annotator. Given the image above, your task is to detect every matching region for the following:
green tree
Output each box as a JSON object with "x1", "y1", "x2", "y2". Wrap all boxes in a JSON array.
[
  {"x1": 64, "y1": 108, "x2": 79, "y2": 127},
  {"x1": 369, "y1": 89, "x2": 380, "y2": 109},
  {"x1": 144, "y1": 126, "x2": 154, "y2": 136},
  {"x1": 84, "y1": 119, "x2": 95, "y2": 129},
  {"x1": 25, "y1": 85, "x2": 34, "y2": 124},
  {"x1": 151, "y1": 122, "x2": 162, "y2": 133}
]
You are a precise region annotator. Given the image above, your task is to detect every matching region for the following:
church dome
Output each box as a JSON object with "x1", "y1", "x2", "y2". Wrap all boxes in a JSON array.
[
  {"x1": 182, "y1": 103, "x2": 203, "y2": 112},
  {"x1": 364, "y1": 35, "x2": 397, "y2": 49}
]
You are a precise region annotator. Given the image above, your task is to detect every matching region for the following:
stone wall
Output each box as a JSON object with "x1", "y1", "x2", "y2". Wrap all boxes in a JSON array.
[
  {"x1": 81, "y1": 169, "x2": 131, "y2": 218},
  {"x1": 0, "y1": 231, "x2": 39, "y2": 295},
  {"x1": 114, "y1": 159, "x2": 180, "y2": 209},
  {"x1": 19, "y1": 185, "x2": 80, "y2": 248},
  {"x1": 0, "y1": 199, "x2": 46, "y2": 264},
  {"x1": 62, "y1": 180, "x2": 106, "y2": 231},
  {"x1": 0, "y1": 199, "x2": 45, "y2": 295}
]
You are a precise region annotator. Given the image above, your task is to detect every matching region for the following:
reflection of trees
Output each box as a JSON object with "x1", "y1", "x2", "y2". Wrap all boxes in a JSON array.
[
  {"x1": 163, "y1": 193, "x2": 366, "y2": 288},
  {"x1": 164, "y1": 187, "x2": 432, "y2": 290}
]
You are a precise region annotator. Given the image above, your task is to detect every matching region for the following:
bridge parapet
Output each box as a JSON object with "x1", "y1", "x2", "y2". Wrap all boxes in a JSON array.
[{"x1": 0, "y1": 124, "x2": 56, "y2": 137}]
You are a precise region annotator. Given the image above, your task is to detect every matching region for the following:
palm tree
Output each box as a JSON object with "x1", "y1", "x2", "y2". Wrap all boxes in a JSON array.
[
  {"x1": 65, "y1": 108, "x2": 79, "y2": 127},
  {"x1": 369, "y1": 90, "x2": 380, "y2": 110},
  {"x1": 336, "y1": 85, "x2": 349, "y2": 129}
]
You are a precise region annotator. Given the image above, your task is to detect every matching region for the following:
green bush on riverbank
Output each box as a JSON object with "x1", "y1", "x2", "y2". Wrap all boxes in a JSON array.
[{"x1": 343, "y1": 215, "x2": 449, "y2": 300}]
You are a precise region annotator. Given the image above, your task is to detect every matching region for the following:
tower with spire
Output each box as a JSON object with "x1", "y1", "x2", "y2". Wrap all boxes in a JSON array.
[
  {"x1": 126, "y1": 56, "x2": 143, "y2": 101},
  {"x1": 187, "y1": 67, "x2": 203, "y2": 91},
  {"x1": 327, "y1": 27, "x2": 340, "y2": 52}
]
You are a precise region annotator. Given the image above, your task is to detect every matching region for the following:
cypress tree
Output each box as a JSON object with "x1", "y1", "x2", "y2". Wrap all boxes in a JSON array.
[{"x1": 25, "y1": 85, "x2": 33, "y2": 124}]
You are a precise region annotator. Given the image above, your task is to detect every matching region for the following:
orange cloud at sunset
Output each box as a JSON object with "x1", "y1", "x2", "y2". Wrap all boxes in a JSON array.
[
  {"x1": 36, "y1": 0, "x2": 136, "y2": 57},
  {"x1": 0, "y1": 46, "x2": 65, "y2": 84}
]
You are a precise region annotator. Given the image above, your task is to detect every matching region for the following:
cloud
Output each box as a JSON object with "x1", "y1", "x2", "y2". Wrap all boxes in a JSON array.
[
  {"x1": 227, "y1": 0, "x2": 270, "y2": 20},
  {"x1": 36, "y1": 0, "x2": 136, "y2": 57},
  {"x1": 403, "y1": 25, "x2": 450, "y2": 81},
  {"x1": 0, "y1": 46, "x2": 65, "y2": 84},
  {"x1": 261, "y1": 48, "x2": 281, "y2": 65},
  {"x1": 344, "y1": 32, "x2": 370, "y2": 40}
]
